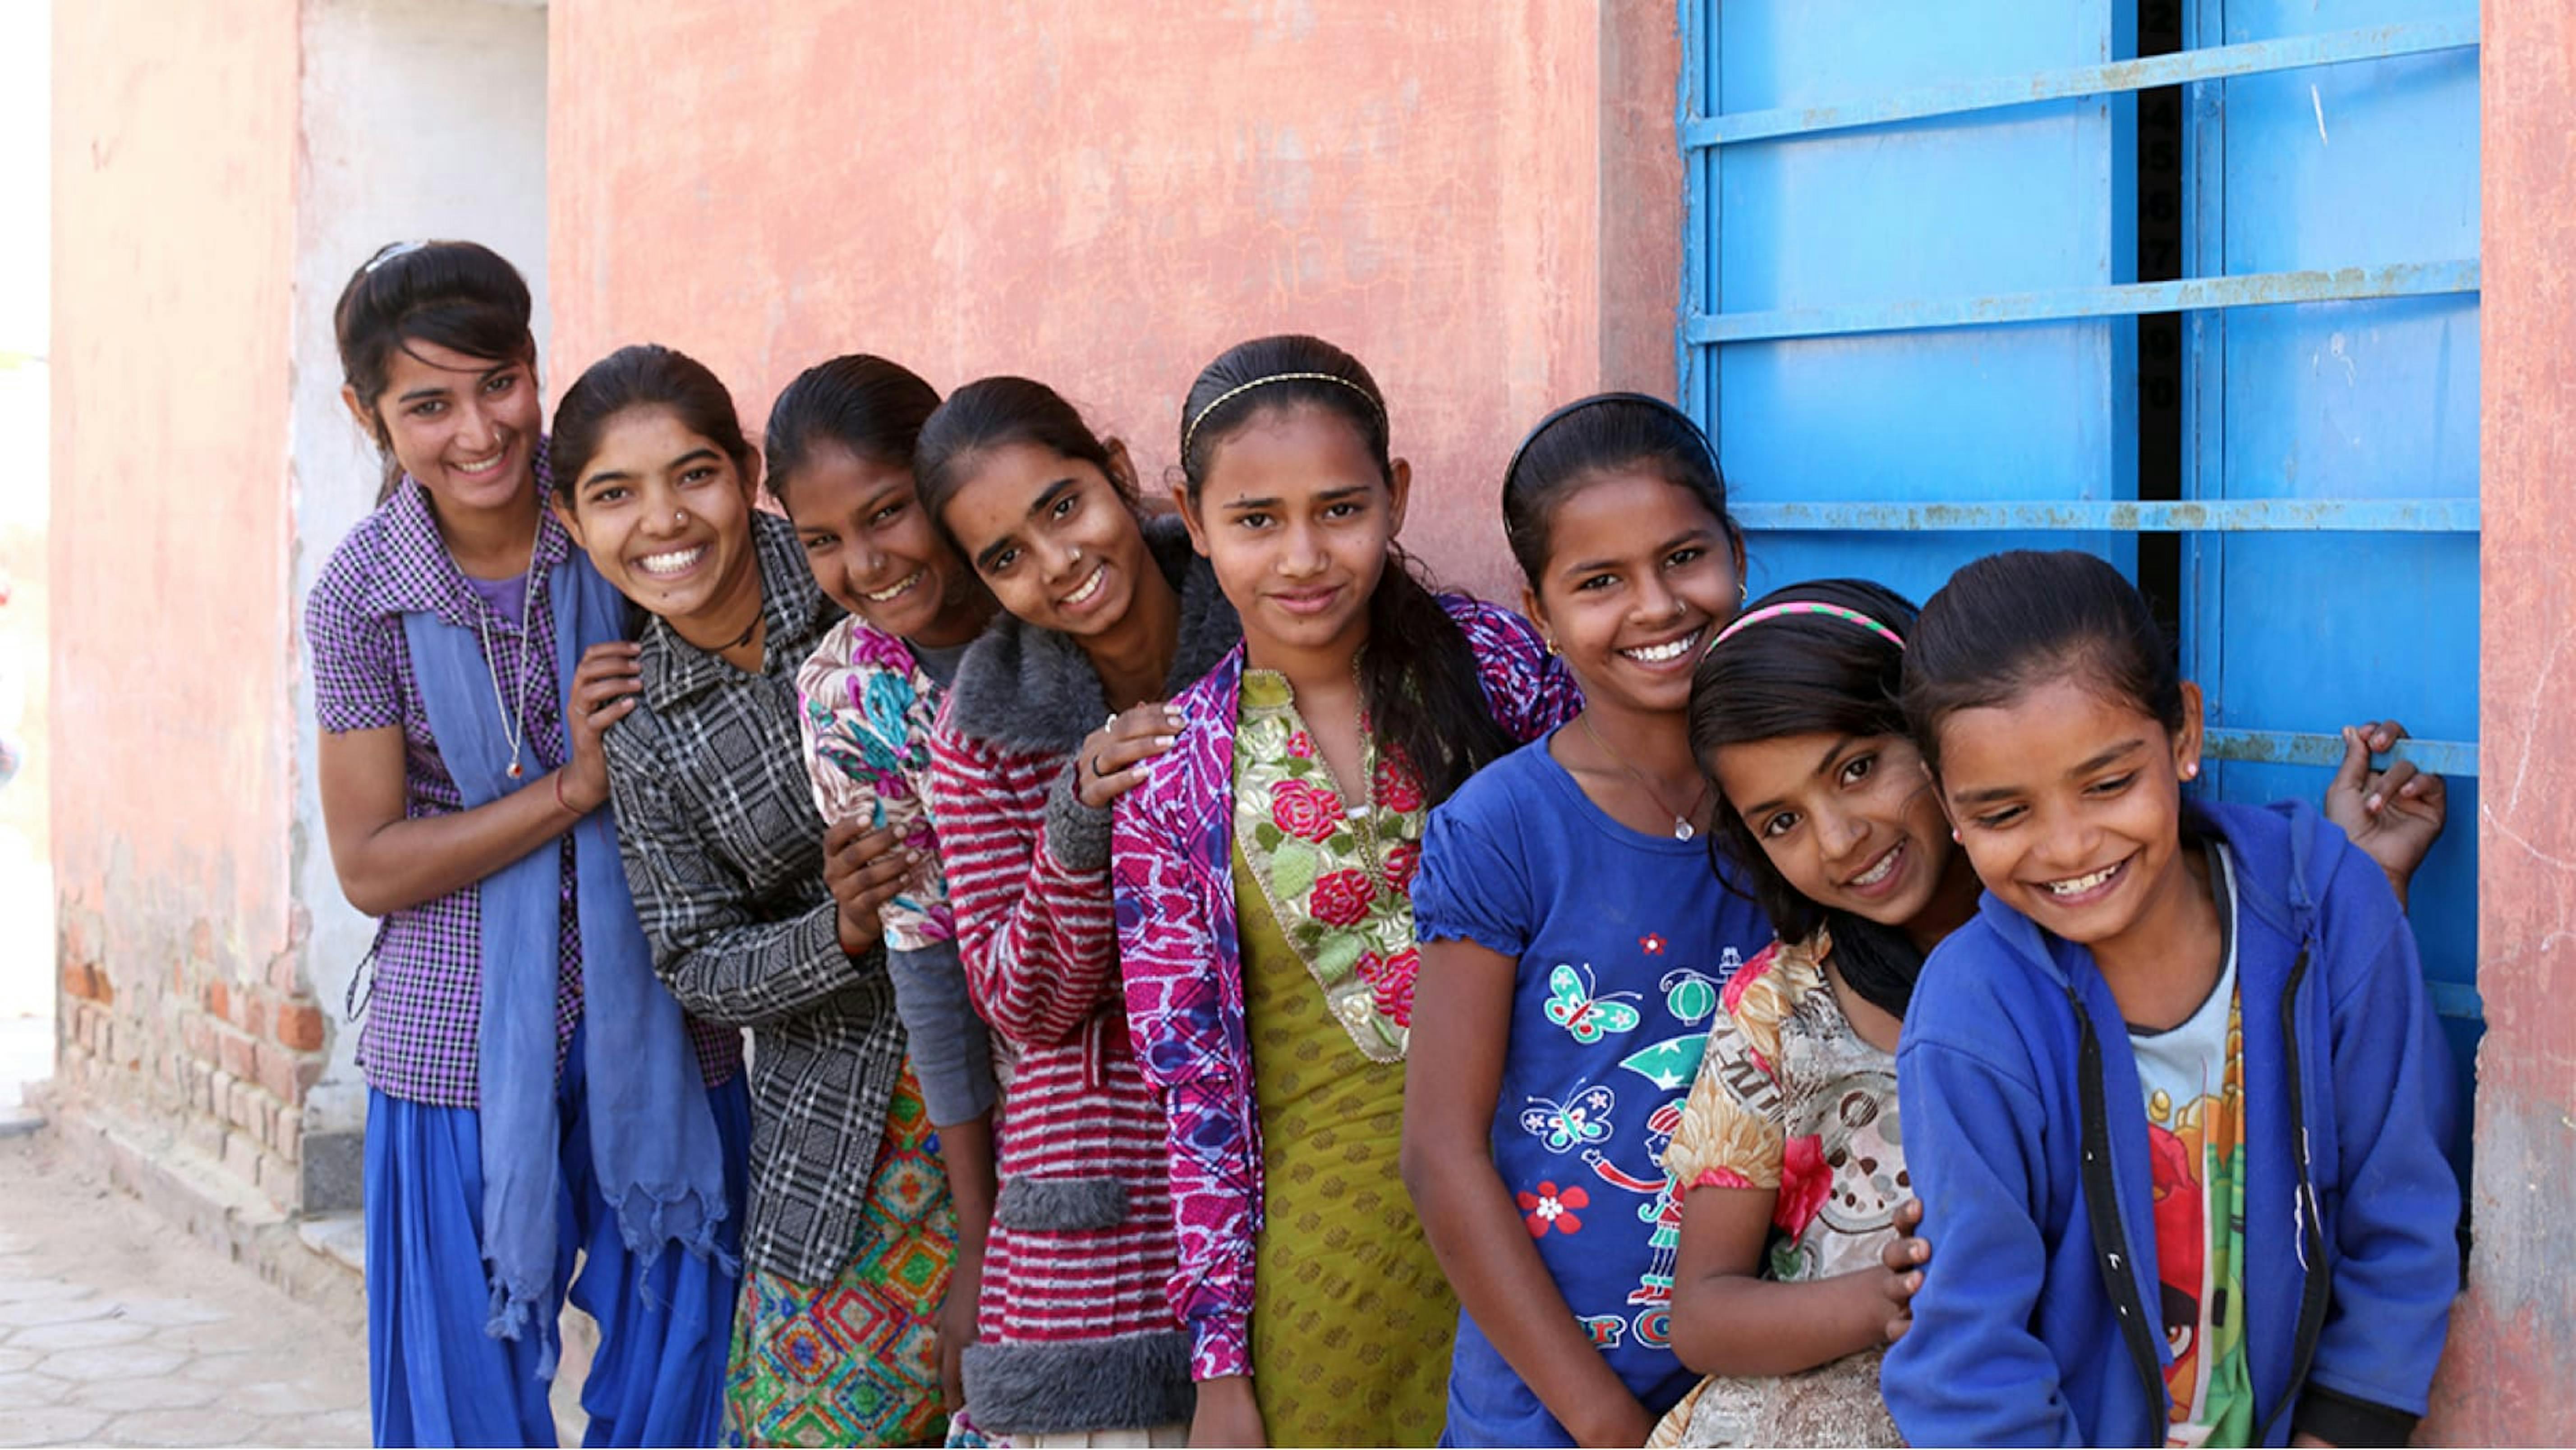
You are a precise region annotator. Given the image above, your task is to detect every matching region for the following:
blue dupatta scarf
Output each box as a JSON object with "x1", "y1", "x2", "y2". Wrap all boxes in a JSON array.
[{"x1": 402, "y1": 545, "x2": 732, "y2": 1375}]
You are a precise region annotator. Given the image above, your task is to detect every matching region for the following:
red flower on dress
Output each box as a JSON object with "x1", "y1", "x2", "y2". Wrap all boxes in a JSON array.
[
  {"x1": 1362, "y1": 946, "x2": 1419, "y2": 1026},
  {"x1": 1309, "y1": 869, "x2": 1376, "y2": 927},
  {"x1": 1286, "y1": 730, "x2": 1316, "y2": 759},
  {"x1": 1516, "y1": 1181, "x2": 1590, "y2": 1238},
  {"x1": 1381, "y1": 841, "x2": 1420, "y2": 893},
  {"x1": 1373, "y1": 755, "x2": 1426, "y2": 814},
  {"x1": 1773, "y1": 1133, "x2": 1831, "y2": 1238},
  {"x1": 1639, "y1": 933, "x2": 1667, "y2": 955},
  {"x1": 1270, "y1": 779, "x2": 1345, "y2": 842}
]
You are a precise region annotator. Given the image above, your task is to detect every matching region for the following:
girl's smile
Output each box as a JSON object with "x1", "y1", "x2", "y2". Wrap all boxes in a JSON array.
[
  {"x1": 784, "y1": 441, "x2": 988, "y2": 648},
  {"x1": 938, "y1": 440, "x2": 1146, "y2": 642},
  {"x1": 1711, "y1": 729, "x2": 1959, "y2": 937},
  {"x1": 1181, "y1": 403, "x2": 1407, "y2": 670},
  {"x1": 363, "y1": 339, "x2": 542, "y2": 518},
  {"x1": 1525, "y1": 468, "x2": 1739, "y2": 718},
  {"x1": 557, "y1": 406, "x2": 764, "y2": 645}
]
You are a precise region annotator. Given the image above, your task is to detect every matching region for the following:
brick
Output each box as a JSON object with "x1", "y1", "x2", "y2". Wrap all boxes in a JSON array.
[
  {"x1": 229, "y1": 990, "x2": 266, "y2": 1039},
  {"x1": 220, "y1": 1129, "x2": 262, "y2": 1186},
  {"x1": 59, "y1": 960, "x2": 100, "y2": 1002},
  {"x1": 182, "y1": 1015, "x2": 216, "y2": 1065},
  {"x1": 267, "y1": 952, "x2": 304, "y2": 996},
  {"x1": 253, "y1": 1042, "x2": 308, "y2": 1105},
  {"x1": 216, "y1": 1026, "x2": 257, "y2": 1081},
  {"x1": 273, "y1": 1003, "x2": 326, "y2": 1054},
  {"x1": 271, "y1": 1106, "x2": 303, "y2": 1163},
  {"x1": 224, "y1": 1079, "x2": 259, "y2": 1130}
]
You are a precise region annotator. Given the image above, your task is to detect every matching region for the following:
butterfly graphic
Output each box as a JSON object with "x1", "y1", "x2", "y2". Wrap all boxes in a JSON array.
[
  {"x1": 1518, "y1": 1083, "x2": 1618, "y2": 1153},
  {"x1": 1544, "y1": 964, "x2": 1644, "y2": 1044}
]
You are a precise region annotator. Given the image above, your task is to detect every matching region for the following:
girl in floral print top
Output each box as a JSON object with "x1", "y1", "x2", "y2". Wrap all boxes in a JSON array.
[
  {"x1": 1402, "y1": 395, "x2": 1771, "y2": 1447},
  {"x1": 1113, "y1": 335, "x2": 1580, "y2": 1445},
  {"x1": 767, "y1": 354, "x2": 1007, "y2": 1432}
]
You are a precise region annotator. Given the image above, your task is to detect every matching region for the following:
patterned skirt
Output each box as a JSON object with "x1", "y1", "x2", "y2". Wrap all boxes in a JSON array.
[{"x1": 724, "y1": 1069, "x2": 957, "y2": 1448}]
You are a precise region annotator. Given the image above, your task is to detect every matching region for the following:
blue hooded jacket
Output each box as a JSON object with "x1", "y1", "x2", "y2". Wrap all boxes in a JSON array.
[{"x1": 1881, "y1": 798, "x2": 2459, "y2": 1447}]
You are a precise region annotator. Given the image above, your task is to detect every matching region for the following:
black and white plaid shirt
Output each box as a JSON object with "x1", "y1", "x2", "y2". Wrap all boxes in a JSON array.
[{"x1": 604, "y1": 509, "x2": 904, "y2": 1286}]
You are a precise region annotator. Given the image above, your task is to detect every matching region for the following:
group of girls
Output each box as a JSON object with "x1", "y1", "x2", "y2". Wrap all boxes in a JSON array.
[{"x1": 312, "y1": 237, "x2": 2462, "y2": 1450}]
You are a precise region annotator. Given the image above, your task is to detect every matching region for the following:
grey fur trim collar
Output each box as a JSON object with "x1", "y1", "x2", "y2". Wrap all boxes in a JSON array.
[
  {"x1": 943, "y1": 513, "x2": 1242, "y2": 755},
  {"x1": 962, "y1": 1329, "x2": 1196, "y2": 1435}
]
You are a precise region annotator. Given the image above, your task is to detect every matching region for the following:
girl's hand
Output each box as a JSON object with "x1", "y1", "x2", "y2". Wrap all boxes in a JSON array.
[
  {"x1": 1878, "y1": 1198, "x2": 1930, "y2": 1343},
  {"x1": 2324, "y1": 720, "x2": 2447, "y2": 907},
  {"x1": 823, "y1": 819, "x2": 919, "y2": 958},
  {"x1": 561, "y1": 641, "x2": 643, "y2": 813},
  {"x1": 935, "y1": 1242, "x2": 982, "y2": 1412},
  {"x1": 1074, "y1": 702, "x2": 1185, "y2": 809},
  {"x1": 1187, "y1": 1374, "x2": 1266, "y2": 1448},
  {"x1": 1569, "y1": 1393, "x2": 1656, "y2": 1449}
]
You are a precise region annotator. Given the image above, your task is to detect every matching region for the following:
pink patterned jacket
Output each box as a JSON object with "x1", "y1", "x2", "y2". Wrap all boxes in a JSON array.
[{"x1": 1112, "y1": 594, "x2": 1582, "y2": 1382}]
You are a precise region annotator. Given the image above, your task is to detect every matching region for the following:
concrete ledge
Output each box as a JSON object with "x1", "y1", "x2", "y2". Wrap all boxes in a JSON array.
[{"x1": 29, "y1": 1084, "x2": 365, "y2": 1322}]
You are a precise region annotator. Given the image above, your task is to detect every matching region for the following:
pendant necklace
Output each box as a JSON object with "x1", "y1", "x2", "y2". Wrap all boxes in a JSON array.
[
  {"x1": 1577, "y1": 710, "x2": 1707, "y2": 840},
  {"x1": 468, "y1": 529, "x2": 543, "y2": 780}
]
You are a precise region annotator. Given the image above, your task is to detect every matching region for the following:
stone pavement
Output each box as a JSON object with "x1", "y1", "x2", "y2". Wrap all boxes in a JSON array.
[{"x1": 0, "y1": 1130, "x2": 370, "y2": 1448}]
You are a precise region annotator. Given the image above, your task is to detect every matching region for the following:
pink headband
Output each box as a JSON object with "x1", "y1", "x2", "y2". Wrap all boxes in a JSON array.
[{"x1": 1709, "y1": 601, "x2": 1907, "y2": 653}]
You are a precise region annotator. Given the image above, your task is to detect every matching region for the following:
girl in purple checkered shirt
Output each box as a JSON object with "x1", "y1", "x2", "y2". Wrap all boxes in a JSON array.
[{"x1": 307, "y1": 241, "x2": 748, "y2": 1448}]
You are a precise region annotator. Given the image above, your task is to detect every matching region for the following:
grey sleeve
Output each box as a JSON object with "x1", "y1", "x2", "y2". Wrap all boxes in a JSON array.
[{"x1": 886, "y1": 937, "x2": 999, "y2": 1126}]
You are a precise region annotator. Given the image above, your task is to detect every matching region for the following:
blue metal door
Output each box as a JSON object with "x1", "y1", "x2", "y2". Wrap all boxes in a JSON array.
[{"x1": 1682, "y1": 3, "x2": 2481, "y2": 1131}]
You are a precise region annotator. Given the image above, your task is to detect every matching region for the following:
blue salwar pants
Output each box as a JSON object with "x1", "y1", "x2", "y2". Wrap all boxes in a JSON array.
[{"x1": 365, "y1": 1026, "x2": 750, "y2": 1448}]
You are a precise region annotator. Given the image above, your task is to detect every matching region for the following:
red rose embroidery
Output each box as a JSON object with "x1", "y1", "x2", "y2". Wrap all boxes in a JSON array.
[
  {"x1": 1773, "y1": 1133, "x2": 1831, "y2": 1238},
  {"x1": 1309, "y1": 869, "x2": 1376, "y2": 927},
  {"x1": 1286, "y1": 730, "x2": 1316, "y2": 759},
  {"x1": 1270, "y1": 779, "x2": 1345, "y2": 842},
  {"x1": 1361, "y1": 946, "x2": 1419, "y2": 1026},
  {"x1": 1373, "y1": 754, "x2": 1426, "y2": 814},
  {"x1": 1516, "y1": 1181, "x2": 1590, "y2": 1238},
  {"x1": 1381, "y1": 841, "x2": 1420, "y2": 893}
]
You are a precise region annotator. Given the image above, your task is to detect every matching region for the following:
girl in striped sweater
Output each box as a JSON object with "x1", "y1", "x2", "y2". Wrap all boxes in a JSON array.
[{"x1": 910, "y1": 377, "x2": 1235, "y2": 1445}]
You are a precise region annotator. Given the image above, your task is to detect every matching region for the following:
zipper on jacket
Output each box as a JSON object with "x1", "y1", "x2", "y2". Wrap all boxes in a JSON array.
[
  {"x1": 2256, "y1": 947, "x2": 2331, "y2": 1446},
  {"x1": 2069, "y1": 981, "x2": 2170, "y2": 1445}
]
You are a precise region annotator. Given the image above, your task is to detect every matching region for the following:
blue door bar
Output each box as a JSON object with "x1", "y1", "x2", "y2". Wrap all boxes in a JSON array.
[
  {"x1": 2203, "y1": 729, "x2": 2479, "y2": 779},
  {"x1": 1688, "y1": 260, "x2": 2478, "y2": 346},
  {"x1": 1730, "y1": 499, "x2": 2480, "y2": 533},
  {"x1": 1682, "y1": 19, "x2": 2479, "y2": 148}
]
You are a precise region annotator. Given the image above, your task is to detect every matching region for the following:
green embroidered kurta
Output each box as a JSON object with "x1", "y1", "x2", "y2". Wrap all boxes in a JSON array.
[{"x1": 1232, "y1": 672, "x2": 1453, "y2": 1445}]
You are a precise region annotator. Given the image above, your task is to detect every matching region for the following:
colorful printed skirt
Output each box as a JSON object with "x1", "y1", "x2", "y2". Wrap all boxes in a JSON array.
[{"x1": 723, "y1": 1069, "x2": 957, "y2": 1448}]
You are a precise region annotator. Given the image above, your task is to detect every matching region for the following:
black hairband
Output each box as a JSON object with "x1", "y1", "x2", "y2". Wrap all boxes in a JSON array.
[{"x1": 1501, "y1": 390, "x2": 1718, "y2": 491}]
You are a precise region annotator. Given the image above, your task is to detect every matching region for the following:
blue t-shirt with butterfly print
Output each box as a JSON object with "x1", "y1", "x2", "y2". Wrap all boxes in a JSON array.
[{"x1": 1413, "y1": 730, "x2": 1771, "y2": 1446}]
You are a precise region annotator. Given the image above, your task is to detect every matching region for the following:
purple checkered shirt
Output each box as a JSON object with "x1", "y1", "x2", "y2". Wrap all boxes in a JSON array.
[{"x1": 304, "y1": 456, "x2": 741, "y2": 1106}]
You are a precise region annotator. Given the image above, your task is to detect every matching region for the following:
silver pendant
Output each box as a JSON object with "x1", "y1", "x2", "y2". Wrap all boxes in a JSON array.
[{"x1": 1674, "y1": 819, "x2": 1695, "y2": 841}]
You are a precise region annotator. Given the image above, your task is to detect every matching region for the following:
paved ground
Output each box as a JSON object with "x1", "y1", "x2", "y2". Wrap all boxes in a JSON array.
[{"x1": 0, "y1": 1132, "x2": 370, "y2": 1448}]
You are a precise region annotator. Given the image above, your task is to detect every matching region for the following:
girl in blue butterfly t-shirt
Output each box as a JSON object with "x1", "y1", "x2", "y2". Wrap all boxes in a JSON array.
[{"x1": 1403, "y1": 395, "x2": 1772, "y2": 1447}]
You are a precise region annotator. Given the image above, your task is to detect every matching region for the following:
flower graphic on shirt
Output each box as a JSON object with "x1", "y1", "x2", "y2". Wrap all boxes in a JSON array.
[
  {"x1": 1773, "y1": 1133, "x2": 1831, "y2": 1237},
  {"x1": 1639, "y1": 933, "x2": 1667, "y2": 955},
  {"x1": 1373, "y1": 753, "x2": 1426, "y2": 813},
  {"x1": 1270, "y1": 779, "x2": 1346, "y2": 843},
  {"x1": 1359, "y1": 945, "x2": 1419, "y2": 1026},
  {"x1": 1380, "y1": 840, "x2": 1420, "y2": 892},
  {"x1": 1309, "y1": 868, "x2": 1376, "y2": 928},
  {"x1": 1517, "y1": 1181, "x2": 1590, "y2": 1238},
  {"x1": 1285, "y1": 730, "x2": 1315, "y2": 758}
]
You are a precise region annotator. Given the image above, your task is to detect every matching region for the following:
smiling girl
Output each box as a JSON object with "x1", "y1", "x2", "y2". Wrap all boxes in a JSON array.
[
  {"x1": 768, "y1": 353, "x2": 1006, "y2": 1438},
  {"x1": 1113, "y1": 335, "x2": 1581, "y2": 1446},
  {"x1": 910, "y1": 377, "x2": 1228, "y2": 1445},
  {"x1": 1400, "y1": 394, "x2": 1772, "y2": 1447},
  {"x1": 549, "y1": 345, "x2": 952, "y2": 1448},
  {"x1": 1881, "y1": 550, "x2": 2459, "y2": 1448},
  {"x1": 307, "y1": 245, "x2": 745, "y2": 1447}
]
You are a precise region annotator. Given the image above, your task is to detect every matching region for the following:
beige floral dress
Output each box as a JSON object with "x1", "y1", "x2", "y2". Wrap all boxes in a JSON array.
[{"x1": 1649, "y1": 930, "x2": 1907, "y2": 1448}]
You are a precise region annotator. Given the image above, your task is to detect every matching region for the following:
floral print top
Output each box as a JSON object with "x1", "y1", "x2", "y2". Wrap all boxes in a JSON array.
[
  {"x1": 1663, "y1": 929, "x2": 1906, "y2": 1278},
  {"x1": 795, "y1": 614, "x2": 953, "y2": 952},
  {"x1": 1113, "y1": 594, "x2": 1581, "y2": 1383},
  {"x1": 1230, "y1": 668, "x2": 1427, "y2": 1061}
]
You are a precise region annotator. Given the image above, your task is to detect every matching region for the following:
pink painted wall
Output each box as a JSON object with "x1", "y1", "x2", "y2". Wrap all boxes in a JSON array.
[
  {"x1": 51, "y1": 0, "x2": 316, "y2": 1204},
  {"x1": 549, "y1": 0, "x2": 1681, "y2": 599},
  {"x1": 2425, "y1": 2, "x2": 2576, "y2": 1440}
]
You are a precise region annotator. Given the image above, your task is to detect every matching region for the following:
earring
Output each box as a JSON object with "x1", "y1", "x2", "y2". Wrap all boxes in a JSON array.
[
  {"x1": 1949, "y1": 827, "x2": 1961, "y2": 843},
  {"x1": 1540, "y1": 633, "x2": 1558, "y2": 656},
  {"x1": 2182, "y1": 761, "x2": 2201, "y2": 781},
  {"x1": 1738, "y1": 579, "x2": 1749, "y2": 608}
]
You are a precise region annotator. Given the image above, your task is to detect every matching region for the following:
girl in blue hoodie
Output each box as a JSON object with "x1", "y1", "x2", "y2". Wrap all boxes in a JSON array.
[{"x1": 1882, "y1": 549, "x2": 2461, "y2": 1448}]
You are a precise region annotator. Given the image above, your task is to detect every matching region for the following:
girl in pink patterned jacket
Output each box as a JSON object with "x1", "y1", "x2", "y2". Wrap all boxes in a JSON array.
[{"x1": 1112, "y1": 335, "x2": 1581, "y2": 1446}]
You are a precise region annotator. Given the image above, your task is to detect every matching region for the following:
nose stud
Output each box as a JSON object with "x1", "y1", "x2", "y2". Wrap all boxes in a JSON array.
[
  {"x1": 675, "y1": 509, "x2": 690, "y2": 527},
  {"x1": 1069, "y1": 546, "x2": 1084, "y2": 564}
]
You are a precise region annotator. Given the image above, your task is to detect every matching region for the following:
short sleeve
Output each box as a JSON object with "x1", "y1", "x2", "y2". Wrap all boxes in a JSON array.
[
  {"x1": 307, "y1": 541, "x2": 404, "y2": 734},
  {"x1": 1664, "y1": 943, "x2": 1796, "y2": 1193},
  {"x1": 1412, "y1": 782, "x2": 1536, "y2": 959}
]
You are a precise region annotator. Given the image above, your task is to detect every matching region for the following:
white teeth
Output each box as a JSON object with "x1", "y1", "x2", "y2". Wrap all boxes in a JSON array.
[
  {"x1": 2045, "y1": 863, "x2": 2121, "y2": 896},
  {"x1": 864, "y1": 570, "x2": 923, "y2": 603},
  {"x1": 637, "y1": 546, "x2": 706, "y2": 577},
  {"x1": 454, "y1": 449, "x2": 506, "y2": 474},
  {"x1": 1850, "y1": 843, "x2": 1902, "y2": 888},
  {"x1": 1621, "y1": 630, "x2": 1700, "y2": 664},
  {"x1": 1062, "y1": 563, "x2": 1106, "y2": 607}
]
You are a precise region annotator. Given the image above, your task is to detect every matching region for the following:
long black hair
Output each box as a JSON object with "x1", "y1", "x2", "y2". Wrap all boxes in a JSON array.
[
  {"x1": 1690, "y1": 578, "x2": 1928, "y2": 1018},
  {"x1": 1178, "y1": 334, "x2": 1513, "y2": 807},
  {"x1": 332, "y1": 240, "x2": 536, "y2": 503},
  {"x1": 1500, "y1": 391, "x2": 1740, "y2": 589},
  {"x1": 764, "y1": 353, "x2": 942, "y2": 509}
]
